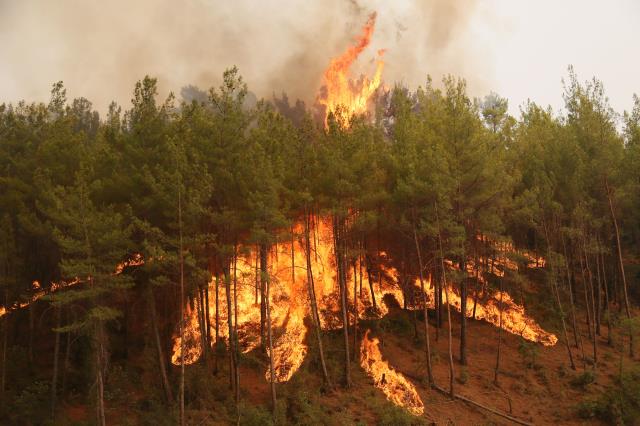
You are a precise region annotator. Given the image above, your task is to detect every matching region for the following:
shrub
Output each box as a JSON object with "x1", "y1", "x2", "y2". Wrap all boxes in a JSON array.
[
  {"x1": 518, "y1": 340, "x2": 539, "y2": 369},
  {"x1": 457, "y1": 367, "x2": 469, "y2": 384},
  {"x1": 577, "y1": 368, "x2": 640, "y2": 425},
  {"x1": 570, "y1": 370, "x2": 595, "y2": 389},
  {"x1": 11, "y1": 380, "x2": 51, "y2": 425},
  {"x1": 238, "y1": 403, "x2": 274, "y2": 426}
]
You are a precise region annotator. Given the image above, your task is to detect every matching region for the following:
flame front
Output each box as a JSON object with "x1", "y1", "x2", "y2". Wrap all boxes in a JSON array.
[
  {"x1": 170, "y1": 217, "x2": 557, "y2": 390},
  {"x1": 318, "y1": 12, "x2": 385, "y2": 126},
  {"x1": 360, "y1": 330, "x2": 424, "y2": 415}
]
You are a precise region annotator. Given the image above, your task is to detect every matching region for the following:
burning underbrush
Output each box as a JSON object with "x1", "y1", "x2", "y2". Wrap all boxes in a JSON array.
[
  {"x1": 170, "y1": 217, "x2": 557, "y2": 417},
  {"x1": 360, "y1": 330, "x2": 424, "y2": 416}
]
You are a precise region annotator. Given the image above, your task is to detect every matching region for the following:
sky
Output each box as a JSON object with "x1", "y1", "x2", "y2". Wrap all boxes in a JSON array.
[{"x1": 0, "y1": 0, "x2": 638, "y2": 118}]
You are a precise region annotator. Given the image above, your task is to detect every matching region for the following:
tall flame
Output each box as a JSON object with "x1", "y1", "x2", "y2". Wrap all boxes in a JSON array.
[
  {"x1": 360, "y1": 330, "x2": 424, "y2": 415},
  {"x1": 318, "y1": 12, "x2": 385, "y2": 126}
]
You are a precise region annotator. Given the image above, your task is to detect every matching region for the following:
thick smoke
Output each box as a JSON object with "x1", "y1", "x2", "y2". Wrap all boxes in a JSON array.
[{"x1": 0, "y1": 0, "x2": 491, "y2": 112}]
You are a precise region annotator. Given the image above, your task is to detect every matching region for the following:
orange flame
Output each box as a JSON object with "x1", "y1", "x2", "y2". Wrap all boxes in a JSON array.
[
  {"x1": 360, "y1": 330, "x2": 424, "y2": 415},
  {"x1": 170, "y1": 218, "x2": 557, "y2": 385},
  {"x1": 318, "y1": 12, "x2": 385, "y2": 126}
]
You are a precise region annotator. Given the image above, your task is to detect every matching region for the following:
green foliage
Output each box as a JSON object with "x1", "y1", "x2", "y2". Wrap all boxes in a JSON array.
[
  {"x1": 577, "y1": 368, "x2": 640, "y2": 425},
  {"x1": 518, "y1": 339, "x2": 540, "y2": 369},
  {"x1": 10, "y1": 380, "x2": 51, "y2": 425},
  {"x1": 457, "y1": 367, "x2": 469, "y2": 384},
  {"x1": 239, "y1": 403, "x2": 275, "y2": 426},
  {"x1": 1, "y1": 64, "x2": 640, "y2": 425},
  {"x1": 570, "y1": 370, "x2": 596, "y2": 389}
]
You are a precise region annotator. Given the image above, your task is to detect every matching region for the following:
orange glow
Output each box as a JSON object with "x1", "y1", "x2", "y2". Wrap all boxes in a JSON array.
[
  {"x1": 0, "y1": 254, "x2": 144, "y2": 319},
  {"x1": 360, "y1": 330, "x2": 424, "y2": 415},
  {"x1": 170, "y1": 217, "x2": 557, "y2": 384},
  {"x1": 318, "y1": 12, "x2": 385, "y2": 127}
]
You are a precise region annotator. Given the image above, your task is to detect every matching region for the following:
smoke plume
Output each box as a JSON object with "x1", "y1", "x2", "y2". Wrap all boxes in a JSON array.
[{"x1": 0, "y1": 0, "x2": 493, "y2": 112}]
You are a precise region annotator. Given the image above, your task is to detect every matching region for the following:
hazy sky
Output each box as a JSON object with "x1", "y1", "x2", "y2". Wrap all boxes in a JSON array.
[{"x1": 0, "y1": 0, "x2": 638, "y2": 118}]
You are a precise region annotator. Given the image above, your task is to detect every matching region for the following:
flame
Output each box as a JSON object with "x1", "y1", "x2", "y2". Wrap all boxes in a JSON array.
[
  {"x1": 360, "y1": 330, "x2": 424, "y2": 415},
  {"x1": 0, "y1": 254, "x2": 143, "y2": 319},
  {"x1": 318, "y1": 12, "x2": 385, "y2": 126},
  {"x1": 170, "y1": 217, "x2": 557, "y2": 385}
]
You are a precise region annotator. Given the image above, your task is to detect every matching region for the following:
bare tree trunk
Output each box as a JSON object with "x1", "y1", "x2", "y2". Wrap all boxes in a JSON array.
[
  {"x1": 595, "y1": 240, "x2": 602, "y2": 336},
  {"x1": 178, "y1": 188, "x2": 185, "y2": 426},
  {"x1": 494, "y1": 273, "x2": 504, "y2": 384},
  {"x1": 148, "y1": 285, "x2": 173, "y2": 404},
  {"x1": 605, "y1": 179, "x2": 633, "y2": 356},
  {"x1": 264, "y1": 252, "x2": 277, "y2": 411},
  {"x1": 601, "y1": 251, "x2": 613, "y2": 346},
  {"x1": 29, "y1": 302, "x2": 34, "y2": 367},
  {"x1": 562, "y1": 234, "x2": 581, "y2": 351},
  {"x1": 233, "y1": 247, "x2": 240, "y2": 404},
  {"x1": 583, "y1": 241, "x2": 598, "y2": 369},
  {"x1": 352, "y1": 262, "x2": 358, "y2": 362},
  {"x1": 62, "y1": 315, "x2": 71, "y2": 395},
  {"x1": 204, "y1": 279, "x2": 211, "y2": 367},
  {"x1": 544, "y1": 221, "x2": 575, "y2": 370},
  {"x1": 96, "y1": 321, "x2": 106, "y2": 426},
  {"x1": 1, "y1": 286, "x2": 8, "y2": 399},
  {"x1": 51, "y1": 307, "x2": 61, "y2": 419},
  {"x1": 224, "y1": 263, "x2": 236, "y2": 395},
  {"x1": 214, "y1": 274, "x2": 220, "y2": 375},
  {"x1": 334, "y1": 216, "x2": 351, "y2": 388},
  {"x1": 304, "y1": 211, "x2": 331, "y2": 386},
  {"x1": 413, "y1": 219, "x2": 434, "y2": 387},
  {"x1": 197, "y1": 286, "x2": 207, "y2": 364},
  {"x1": 435, "y1": 201, "x2": 455, "y2": 397},
  {"x1": 579, "y1": 252, "x2": 593, "y2": 341},
  {"x1": 260, "y1": 245, "x2": 267, "y2": 352},
  {"x1": 459, "y1": 253, "x2": 468, "y2": 366}
]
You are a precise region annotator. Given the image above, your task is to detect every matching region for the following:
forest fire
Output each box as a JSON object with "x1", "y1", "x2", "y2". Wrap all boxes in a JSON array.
[
  {"x1": 171, "y1": 217, "x2": 557, "y2": 388},
  {"x1": 360, "y1": 330, "x2": 424, "y2": 415},
  {"x1": 318, "y1": 12, "x2": 385, "y2": 126}
]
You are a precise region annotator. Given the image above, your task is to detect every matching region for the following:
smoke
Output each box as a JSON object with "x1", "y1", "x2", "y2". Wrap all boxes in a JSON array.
[{"x1": 0, "y1": 0, "x2": 495, "y2": 113}]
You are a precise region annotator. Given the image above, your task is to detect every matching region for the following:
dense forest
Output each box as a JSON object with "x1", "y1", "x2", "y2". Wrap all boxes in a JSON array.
[{"x1": 1, "y1": 65, "x2": 640, "y2": 425}]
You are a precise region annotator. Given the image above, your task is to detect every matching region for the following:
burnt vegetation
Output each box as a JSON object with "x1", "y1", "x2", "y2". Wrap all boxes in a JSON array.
[{"x1": 1, "y1": 66, "x2": 640, "y2": 425}]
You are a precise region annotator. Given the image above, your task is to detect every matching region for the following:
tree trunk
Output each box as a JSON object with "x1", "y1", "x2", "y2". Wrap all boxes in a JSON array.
[
  {"x1": 562, "y1": 235, "x2": 581, "y2": 351},
  {"x1": 601, "y1": 251, "x2": 613, "y2": 346},
  {"x1": 583, "y1": 241, "x2": 598, "y2": 369},
  {"x1": 148, "y1": 285, "x2": 173, "y2": 404},
  {"x1": 435, "y1": 202, "x2": 455, "y2": 397},
  {"x1": 224, "y1": 263, "x2": 235, "y2": 392},
  {"x1": 459, "y1": 254, "x2": 468, "y2": 366},
  {"x1": 544, "y1": 221, "x2": 575, "y2": 370},
  {"x1": 51, "y1": 307, "x2": 61, "y2": 419},
  {"x1": 96, "y1": 321, "x2": 106, "y2": 426},
  {"x1": 579, "y1": 252, "x2": 593, "y2": 341},
  {"x1": 334, "y1": 216, "x2": 351, "y2": 388},
  {"x1": 178, "y1": 188, "x2": 185, "y2": 426},
  {"x1": 595, "y1": 240, "x2": 602, "y2": 336},
  {"x1": 233, "y1": 248, "x2": 240, "y2": 403},
  {"x1": 413, "y1": 220, "x2": 434, "y2": 387},
  {"x1": 1, "y1": 286, "x2": 8, "y2": 398},
  {"x1": 260, "y1": 245, "x2": 267, "y2": 352},
  {"x1": 352, "y1": 262, "x2": 359, "y2": 362},
  {"x1": 365, "y1": 253, "x2": 377, "y2": 310},
  {"x1": 605, "y1": 178, "x2": 633, "y2": 356},
  {"x1": 204, "y1": 279, "x2": 211, "y2": 362},
  {"x1": 494, "y1": 273, "x2": 503, "y2": 384},
  {"x1": 264, "y1": 249, "x2": 277, "y2": 411},
  {"x1": 197, "y1": 286, "x2": 207, "y2": 364},
  {"x1": 62, "y1": 314, "x2": 71, "y2": 395},
  {"x1": 304, "y1": 211, "x2": 331, "y2": 386},
  {"x1": 215, "y1": 274, "x2": 220, "y2": 375}
]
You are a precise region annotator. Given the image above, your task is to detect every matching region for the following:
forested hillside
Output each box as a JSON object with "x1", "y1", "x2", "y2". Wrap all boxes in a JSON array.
[{"x1": 1, "y1": 65, "x2": 639, "y2": 425}]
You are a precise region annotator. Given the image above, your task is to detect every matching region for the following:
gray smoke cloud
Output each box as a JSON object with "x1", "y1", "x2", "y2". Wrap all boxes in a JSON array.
[{"x1": 0, "y1": 0, "x2": 493, "y2": 112}]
